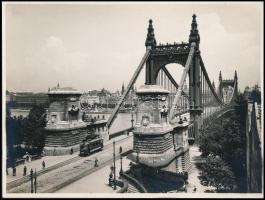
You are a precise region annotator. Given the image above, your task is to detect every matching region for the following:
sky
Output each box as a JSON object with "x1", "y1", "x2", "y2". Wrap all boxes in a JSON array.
[{"x1": 3, "y1": 2, "x2": 263, "y2": 93}]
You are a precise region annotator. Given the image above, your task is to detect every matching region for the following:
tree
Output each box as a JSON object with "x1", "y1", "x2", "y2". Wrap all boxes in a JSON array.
[
  {"x1": 23, "y1": 104, "x2": 47, "y2": 152},
  {"x1": 198, "y1": 98, "x2": 248, "y2": 192},
  {"x1": 6, "y1": 111, "x2": 16, "y2": 167},
  {"x1": 251, "y1": 84, "x2": 261, "y2": 103},
  {"x1": 198, "y1": 155, "x2": 237, "y2": 192}
]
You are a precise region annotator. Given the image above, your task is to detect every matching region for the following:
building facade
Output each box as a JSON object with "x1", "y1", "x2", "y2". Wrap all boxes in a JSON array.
[
  {"x1": 129, "y1": 85, "x2": 191, "y2": 176},
  {"x1": 44, "y1": 85, "x2": 88, "y2": 155}
]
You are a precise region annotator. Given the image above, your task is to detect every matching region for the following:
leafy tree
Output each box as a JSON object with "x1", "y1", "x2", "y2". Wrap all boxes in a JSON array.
[
  {"x1": 6, "y1": 111, "x2": 16, "y2": 166},
  {"x1": 13, "y1": 115, "x2": 25, "y2": 145},
  {"x1": 198, "y1": 155, "x2": 237, "y2": 192},
  {"x1": 251, "y1": 84, "x2": 261, "y2": 103},
  {"x1": 199, "y1": 95, "x2": 248, "y2": 192},
  {"x1": 23, "y1": 104, "x2": 47, "y2": 152}
]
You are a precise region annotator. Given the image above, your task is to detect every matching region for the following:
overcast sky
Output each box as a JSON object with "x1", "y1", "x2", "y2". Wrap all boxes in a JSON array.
[{"x1": 4, "y1": 2, "x2": 263, "y2": 93}]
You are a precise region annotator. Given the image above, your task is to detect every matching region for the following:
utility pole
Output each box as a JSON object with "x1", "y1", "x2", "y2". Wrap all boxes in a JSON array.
[
  {"x1": 30, "y1": 168, "x2": 33, "y2": 193},
  {"x1": 113, "y1": 141, "x2": 117, "y2": 190},
  {"x1": 34, "y1": 168, "x2": 37, "y2": 193},
  {"x1": 131, "y1": 111, "x2": 134, "y2": 129},
  {"x1": 120, "y1": 155, "x2": 123, "y2": 175}
]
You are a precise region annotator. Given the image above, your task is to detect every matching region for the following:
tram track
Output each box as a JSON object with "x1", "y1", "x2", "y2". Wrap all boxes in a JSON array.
[
  {"x1": 7, "y1": 134, "x2": 133, "y2": 192},
  {"x1": 45, "y1": 148, "x2": 133, "y2": 193}
]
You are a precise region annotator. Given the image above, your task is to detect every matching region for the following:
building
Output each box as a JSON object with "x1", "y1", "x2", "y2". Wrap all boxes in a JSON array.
[
  {"x1": 11, "y1": 92, "x2": 48, "y2": 107},
  {"x1": 80, "y1": 93, "x2": 100, "y2": 109},
  {"x1": 129, "y1": 85, "x2": 191, "y2": 173},
  {"x1": 44, "y1": 85, "x2": 88, "y2": 155}
]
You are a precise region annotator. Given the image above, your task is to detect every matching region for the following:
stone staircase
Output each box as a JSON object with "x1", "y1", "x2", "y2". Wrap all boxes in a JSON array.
[
  {"x1": 127, "y1": 182, "x2": 139, "y2": 193},
  {"x1": 120, "y1": 171, "x2": 148, "y2": 193}
]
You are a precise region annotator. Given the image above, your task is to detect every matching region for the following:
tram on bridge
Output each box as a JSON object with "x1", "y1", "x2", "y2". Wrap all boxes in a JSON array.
[{"x1": 79, "y1": 134, "x2": 104, "y2": 156}]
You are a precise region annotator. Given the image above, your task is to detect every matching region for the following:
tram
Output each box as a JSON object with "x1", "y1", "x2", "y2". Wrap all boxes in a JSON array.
[{"x1": 79, "y1": 136, "x2": 104, "y2": 156}]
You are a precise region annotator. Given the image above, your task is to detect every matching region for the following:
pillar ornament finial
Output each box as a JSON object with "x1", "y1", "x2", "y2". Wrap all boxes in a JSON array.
[
  {"x1": 145, "y1": 19, "x2": 157, "y2": 49},
  {"x1": 189, "y1": 14, "x2": 200, "y2": 49},
  {"x1": 219, "y1": 71, "x2": 222, "y2": 82}
]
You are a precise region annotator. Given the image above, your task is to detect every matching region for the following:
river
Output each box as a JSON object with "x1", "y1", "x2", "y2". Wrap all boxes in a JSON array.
[{"x1": 10, "y1": 108, "x2": 135, "y2": 134}]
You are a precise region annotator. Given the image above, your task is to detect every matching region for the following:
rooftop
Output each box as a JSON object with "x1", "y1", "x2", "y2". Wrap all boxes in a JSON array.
[
  {"x1": 136, "y1": 85, "x2": 169, "y2": 94},
  {"x1": 48, "y1": 85, "x2": 82, "y2": 95}
]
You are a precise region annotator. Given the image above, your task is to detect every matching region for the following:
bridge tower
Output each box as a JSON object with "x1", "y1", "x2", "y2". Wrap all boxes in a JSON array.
[
  {"x1": 145, "y1": 19, "x2": 157, "y2": 84},
  {"x1": 234, "y1": 70, "x2": 238, "y2": 96},
  {"x1": 144, "y1": 15, "x2": 203, "y2": 139},
  {"x1": 188, "y1": 14, "x2": 203, "y2": 139}
]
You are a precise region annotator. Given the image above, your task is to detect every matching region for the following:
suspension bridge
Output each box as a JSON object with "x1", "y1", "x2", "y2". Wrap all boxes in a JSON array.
[
  {"x1": 107, "y1": 14, "x2": 238, "y2": 142},
  {"x1": 104, "y1": 14, "x2": 239, "y2": 189}
]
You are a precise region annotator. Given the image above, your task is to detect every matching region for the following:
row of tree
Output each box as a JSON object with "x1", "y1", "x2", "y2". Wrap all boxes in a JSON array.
[
  {"x1": 198, "y1": 94, "x2": 248, "y2": 192},
  {"x1": 6, "y1": 104, "x2": 47, "y2": 166}
]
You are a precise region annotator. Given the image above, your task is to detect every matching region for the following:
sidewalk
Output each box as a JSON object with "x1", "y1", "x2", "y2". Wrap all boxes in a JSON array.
[
  {"x1": 6, "y1": 153, "x2": 77, "y2": 183},
  {"x1": 186, "y1": 145, "x2": 214, "y2": 193}
]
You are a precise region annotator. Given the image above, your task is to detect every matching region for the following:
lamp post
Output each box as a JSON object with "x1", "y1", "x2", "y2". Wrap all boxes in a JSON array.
[
  {"x1": 30, "y1": 168, "x2": 33, "y2": 193},
  {"x1": 119, "y1": 155, "x2": 123, "y2": 175},
  {"x1": 113, "y1": 141, "x2": 117, "y2": 190},
  {"x1": 34, "y1": 168, "x2": 37, "y2": 193},
  {"x1": 131, "y1": 111, "x2": 134, "y2": 129},
  {"x1": 136, "y1": 148, "x2": 139, "y2": 164}
]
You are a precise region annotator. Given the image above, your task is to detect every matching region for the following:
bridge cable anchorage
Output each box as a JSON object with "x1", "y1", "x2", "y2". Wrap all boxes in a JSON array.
[
  {"x1": 106, "y1": 49, "x2": 151, "y2": 129},
  {"x1": 169, "y1": 42, "x2": 196, "y2": 121}
]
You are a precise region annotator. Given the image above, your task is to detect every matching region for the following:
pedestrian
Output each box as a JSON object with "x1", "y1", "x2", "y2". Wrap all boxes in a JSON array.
[
  {"x1": 13, "y1": 166, "x2": 16, "y2": 176},
  {"x1": 42, "y1": 160, "x2": 46, "y2": 169},
  {"x1": 179, "y1": 116, "x2": 183, "y2": 124},
  {"x1": 109, "y1": 173, "x2": 113, "y2": 186},
  {"x1": 41, "y1": 150, "x2": 45, "y2": 157},
  {"x1": 94, "y1": 157, "x2": 98, "y2": 167},
  {"x1": 23, "y1": 165, "x2": 27, "y2": 176},
  {"x1": 193, "y1": 186, "x2": 197, "y2": 192},
  {"x1": 119, "y1": 146, "x2": 122, "y2": 154},
  {"x1": 70, "y1": 148, "x2": 73, "y2": 155}
]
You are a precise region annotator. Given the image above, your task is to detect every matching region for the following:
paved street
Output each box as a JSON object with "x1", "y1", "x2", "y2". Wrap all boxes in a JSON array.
[
  {"x1": 57, "y1": 145, "x2": 213, "y2": 193},
  {"x1": 56, "y1": 157, "x2": 131, "y2": 193},
  {"x1": 7, "y1": 134, "x2": 133, "y2": 193}
]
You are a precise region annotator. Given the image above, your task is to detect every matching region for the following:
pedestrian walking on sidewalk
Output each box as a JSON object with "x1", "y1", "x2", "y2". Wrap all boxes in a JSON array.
[
  {"x1": 23, "y1": 165, "x2": 27, "y2": 176},
  {"x1": 94, "y1": 158, "x2": 98, "y2": 167},
  {"x1": 13, "y1": 166, "x2": 16, "y2": 176},
  {"x1": 119, "y1": 146, "x2": 122, "y2": 154},
  {"x1": 42, "y1": 160, "x2": 46, "y2": 169}
]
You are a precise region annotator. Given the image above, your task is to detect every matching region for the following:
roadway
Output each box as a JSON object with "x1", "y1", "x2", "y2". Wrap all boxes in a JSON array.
[
  {"x1": 7, "y1": 134, "x2": 133, "y2": 193},
  {"x1": 56, "y1": 156, "x2": 132, "y2": 193}
]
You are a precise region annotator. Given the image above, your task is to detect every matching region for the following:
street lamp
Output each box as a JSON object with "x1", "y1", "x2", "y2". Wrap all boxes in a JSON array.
[
  {"x1": 136, "y1": 148, "x2": 139, "y2": 164},
  {"x1": 34, "y1": 168, "x2": 37, "y2": 193},
  {"x1": 119, "y1": 155, "x2": 123, "y2": 175},
  {"x1": 131, "y1": 111, "x2": 134, "y2": 129},
  {"x1": 113, "y1": 141, "x2": 117, "y2": 190},
  {"x1": 30, "y1": 168, "x2": 34, "y2": 193}
]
